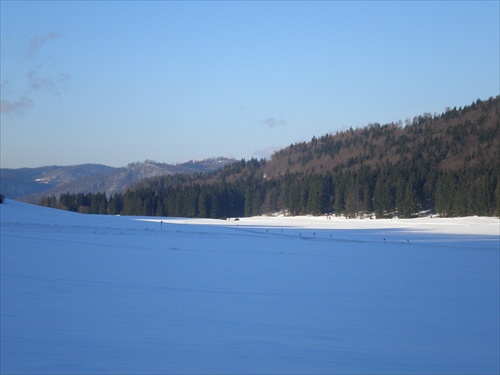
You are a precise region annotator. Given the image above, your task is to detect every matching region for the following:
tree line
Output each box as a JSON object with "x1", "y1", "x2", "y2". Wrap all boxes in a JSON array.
[{"x1": 39, "y1": 160, "x2": 499, "y2": 218}]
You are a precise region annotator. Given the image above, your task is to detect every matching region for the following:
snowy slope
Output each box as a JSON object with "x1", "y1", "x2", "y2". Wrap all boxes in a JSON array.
[{"x1": 1, "y1": 200, "x2": 499, "y2": 374}]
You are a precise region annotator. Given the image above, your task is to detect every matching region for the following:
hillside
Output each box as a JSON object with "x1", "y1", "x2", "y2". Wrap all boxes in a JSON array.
[
  {"x1": 38, "y1": 96, "x2": 499, "y2": 218},
  {"x1": 1, "y1": 158, "x2": 235, "y2": 203},
  {"x1": 0, "y1": 164, "x2": 114, "y2": 200},
  {"x1": 265, "y1": 97, "x2": 498, "y2": 177}
]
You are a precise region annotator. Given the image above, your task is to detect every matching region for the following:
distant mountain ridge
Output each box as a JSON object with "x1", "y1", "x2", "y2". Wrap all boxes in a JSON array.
[{"x1": 1, "y1": 157, "x2": 236, "y2": 202}]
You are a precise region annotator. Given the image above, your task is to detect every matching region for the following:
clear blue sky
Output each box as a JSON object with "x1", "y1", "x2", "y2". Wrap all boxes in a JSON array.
[{"x1": 1, "y1": 1, "x2": 499, "y2": 168}]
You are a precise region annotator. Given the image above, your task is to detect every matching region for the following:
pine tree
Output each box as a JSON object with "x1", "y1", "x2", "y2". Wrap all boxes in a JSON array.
[
  {"x1": 344, "y1": 172, "x2": 359, "y2": 218},
  {"x1": 401, "y1": 175, "x2": 418, "y2": 218},
  {"x1": 435, "y1": 172, "x2": 457, "y2": 216},
  {"x1": 334, "y1": 174, "x2": 345, "y2": 216},
  {"x1": 373, "y1": 175, "x2": 391, "y2": 218}
]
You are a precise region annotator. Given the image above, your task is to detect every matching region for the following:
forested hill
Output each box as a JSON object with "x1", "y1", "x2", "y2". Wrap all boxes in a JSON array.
[
  {"x1": 264, "y1": 97, "x2": 498, "y2": 178},
  {"x1": 40, "y1": 96, "x2": 499, "y2": 218}
]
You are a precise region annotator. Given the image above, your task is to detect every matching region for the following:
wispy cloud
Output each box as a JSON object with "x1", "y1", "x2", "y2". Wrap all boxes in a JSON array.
[
  {"x1": 1, "y1": 32, "x2": 68, "y2": 115},
  {"x1": 0, "y1": 97, "x2": 34, "y2": 114},
  {"x1": 262, "y1": 117, "x2": 287, "y2": 129},
  {"x1": 27, "y1": 69, "x2": 69, "y2": 96},
  {"x1": 253, "y1": 146, "x2": 279, "y2": 160},
  {"x1": 26, "y1": 32, "x2": 62, "y2": 59}
]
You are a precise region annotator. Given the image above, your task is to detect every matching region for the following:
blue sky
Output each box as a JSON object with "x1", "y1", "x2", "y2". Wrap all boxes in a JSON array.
[{"x1": 1, "y1": 1, "x2": 498, "y2": 168}]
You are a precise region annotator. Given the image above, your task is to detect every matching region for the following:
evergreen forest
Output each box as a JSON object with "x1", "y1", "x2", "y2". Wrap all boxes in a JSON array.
[{"x1": 38, "y1": 96, "x2": 500, "y2": 218}]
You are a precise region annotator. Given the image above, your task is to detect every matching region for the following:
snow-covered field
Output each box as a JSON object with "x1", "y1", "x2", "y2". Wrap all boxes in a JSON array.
[{"x1": 1, "y1": 200, "x2": 499, "y2": 374}]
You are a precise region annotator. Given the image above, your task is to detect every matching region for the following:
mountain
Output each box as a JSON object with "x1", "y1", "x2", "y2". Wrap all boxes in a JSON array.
[
  {"x1": 0, "y1": 164, "x2": 115, "y2": 201},
  {"x1": 36, "y1": 96, "x2": 500, "y2": 218},
  {"x1": 1, "y1": 158, "x2": 236, "y2": 203}
]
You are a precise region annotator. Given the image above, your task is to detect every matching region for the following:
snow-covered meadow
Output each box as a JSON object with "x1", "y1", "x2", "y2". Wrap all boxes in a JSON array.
[{"x1": 1, "y1": 200, "x2": 499, "y2": 374}]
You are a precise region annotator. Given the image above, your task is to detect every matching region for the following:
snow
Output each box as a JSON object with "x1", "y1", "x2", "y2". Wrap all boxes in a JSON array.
[
  {"x1": 143, "y1": 213, "x2": 500, "y2": 236},
  {"x1": 1, "y1": 199, "x2": 499, "y2": 374}
]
